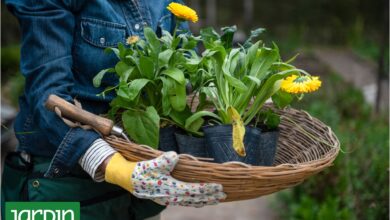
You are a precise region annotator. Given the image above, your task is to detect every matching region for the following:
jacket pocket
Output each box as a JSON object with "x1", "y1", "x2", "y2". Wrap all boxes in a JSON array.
[{"x1": 80, "y1": 17, "x2": 127, "y2": 48}]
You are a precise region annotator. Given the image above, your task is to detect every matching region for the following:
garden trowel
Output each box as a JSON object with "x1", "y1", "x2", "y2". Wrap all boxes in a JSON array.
[{"x1": 45, "y1": 94, "x2": 130, "y2": 142}]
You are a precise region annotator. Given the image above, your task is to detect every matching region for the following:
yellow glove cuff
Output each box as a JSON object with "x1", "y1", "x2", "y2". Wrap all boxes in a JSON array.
[{"x1": 105, "y1": 153, "x2": 136, "y2": 192}]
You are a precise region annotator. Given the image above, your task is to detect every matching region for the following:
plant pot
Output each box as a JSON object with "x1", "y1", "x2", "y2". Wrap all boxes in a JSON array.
[
  {"x1": 243, "y1": 126, "x2": 263, "y2": 165},
  {"x1": 175, "y1": 133, "x2": 209, "y2": 158},
  {"x1": 259, "y1": 130, "x2": 279, "y2": 166},
  {"x1": 203, "y1": 125, "x2": 262, "y2": 164},
  {"x1": 158, "y1": 126, "x2": 181, "y2": 153}
]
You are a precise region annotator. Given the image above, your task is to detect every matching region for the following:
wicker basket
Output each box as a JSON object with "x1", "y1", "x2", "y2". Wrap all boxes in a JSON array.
[{"x1": 105, "y1": 105, "x2": 340, "y2": 202}]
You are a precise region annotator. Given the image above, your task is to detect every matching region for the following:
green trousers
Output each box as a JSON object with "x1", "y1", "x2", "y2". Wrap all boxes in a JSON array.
[{"x1": 1, "y1": 152, "x2": 165, "y2": 220}]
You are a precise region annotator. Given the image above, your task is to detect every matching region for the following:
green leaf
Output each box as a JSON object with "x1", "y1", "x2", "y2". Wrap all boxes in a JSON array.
[
  {"x1": 265, "y1": 111, "x2": 280, "y2": 129},
  {"x1": 118, "y1": 42, "x2": 126, "y2": 59},
  {"x1": 127, "y1": 79, "x2": 151, "y2": 100},
  {"x1": 119, "y1": 66, "x2": 135, "y2": 82},
  {"x1": 223, "y1": 48, "x2": 240, "y2": 74},
  {"x1": 234, "y1": 46, "x2": 280, "y2": 112},
  {"x1": 137, "y1": 39, "x2": 147, "y2": 51},
  {"x1": 200, "y1": 27, "x2": 220, "y2": 49},
  {"x1": 98, "y1": 85, "x2": 117, "y2": 98},
  {"x1": 158, "y1": 49, "x2": 174, "y2": 68},
  {"x1": 170, "y1": 51, "x2": 186, "y2": 66},
  {"x1": 285, "y1": 53, "x2": 300, "y2": 64},
  {"x1": 259, "y1": 109, "x2": 280, "y2": 129},
  {"x1": 243, "y1": 75, "x2": 261, "y2": 86},
  {"x1": 168, "y1": 106, "x2": 192, "y2": 127},
  {"x1": 125, "y1": 54, "x2": 139, "y2": 67},
  {"x1": 162, "y1": 67, "x2": 185, "y2": 85},
  {"x1": 110, "y1": 96, "x2": 132, "y2": 109},
  {"x1": 243, "y1": 28, "x2": 266, "y2": 48},
  {"x1": 117, "y1": 82, "x2": 131, "y2": 100},
  {"x1": 172, "y1": 37, "x2": 181, "y2": 49},
  {"x1": 139, "y1": 56, "x2": 155, "y2": 79},
  {"x1": 224, "y1": 73, "x2": 248, "y2": 93},
  {"x1": 169, "y1": 83, "x2": 187, "y2": 111},
  {"x1": 161, "y1": 78, "x2": 173, "y2": 116},
  {"x1": 185, "y1": 111, "x2": 221, "y2": 133},
  {"x1": 108, "y1": 96, "x2": 134, "y2": 118},
  {"x1": 200, "y1": 27, "x2": 220, "y2": 42},
  {"x1": 271, "y1": 62, "x2": 297, "y2": 72},
  {"x1": 161, "y1": 30, "x2": 173, "y2": 46},
  {"x1": 122, "y1": 107, "x2": 160, "y2": 148},
  {"x1": 202, "y1": 49, "x2": 218, "y2": 58},
  {"x1": 184, "y1": 57, "x2": 201, "y2": 72},
  {"x1": 186, "y1": 118, "x2": 204, "y2": 135},
  {"x1": 169, "y1": 81, "x2": 187, "y2": 112},
  {"x1": 183, "y1": 35, "x2": 200, "y2": 50},
  {"x1": 144, "y1": 27, "x2": 160, "y2": 53},
  {"x1": 115, "y1": 61, "x2": 132, "y2": 77},
  {"x1": 104, "y1": 47, "x2": 120, "y2": 59},
  {"x1": 245, "y1": 41, "x2": 259, "y2": 68},
  {"x1": 221, "y1": 26, "x2": 237, "y2": 49},
  {"x1": 244, "y1": 68, "x2": 302, "y2": 123},
  {"x1": 272, "y1": 90, "x2": 294, "y2": 108},
  {"x1": 93, "y1": 68, "x2": 115, "y2": 87},
  {"x1": 249, "y1": 47, "x2": 279, "y2": 79}
]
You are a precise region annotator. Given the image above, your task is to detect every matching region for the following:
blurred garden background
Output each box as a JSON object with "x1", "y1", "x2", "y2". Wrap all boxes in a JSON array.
[{"x1": 1, "y1": 0, "x2": 389, "y2": 219}]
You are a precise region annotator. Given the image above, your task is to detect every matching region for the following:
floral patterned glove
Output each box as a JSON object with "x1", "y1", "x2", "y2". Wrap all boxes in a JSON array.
[{"x1": 105, "y1": 152, "x2": 226, "y2": 207}]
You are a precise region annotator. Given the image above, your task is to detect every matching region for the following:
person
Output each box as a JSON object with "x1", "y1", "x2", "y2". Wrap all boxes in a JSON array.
[{"x1": 1, "y1": 1, "x2": 226, "y2": 219}]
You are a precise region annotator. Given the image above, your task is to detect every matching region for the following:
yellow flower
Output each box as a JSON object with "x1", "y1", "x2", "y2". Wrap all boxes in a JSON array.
[
  {"x1": 167, "y1": 2, "x2": 198, "y2": 23},
  {"x1": 126, "y1": 36, "x2": 139, "y2": 44},
  {"x1": 280, "y1": 75, "x2": 322, "y2": 94}
]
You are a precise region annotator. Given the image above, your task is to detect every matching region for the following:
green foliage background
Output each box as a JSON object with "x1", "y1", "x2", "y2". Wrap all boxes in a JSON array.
[{"x1": 276, "y1": 73, "x2": 389, "y2": 220}]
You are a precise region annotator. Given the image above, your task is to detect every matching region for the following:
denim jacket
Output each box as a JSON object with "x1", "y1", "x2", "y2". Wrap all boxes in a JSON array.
[{"x1": 6, "y1": 0, "x2": 189, "y2": 178}]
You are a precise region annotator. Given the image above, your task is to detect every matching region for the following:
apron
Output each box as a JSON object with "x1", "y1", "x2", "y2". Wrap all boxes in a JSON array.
[{"x1": 1, "y1": 152, "x2": 165, "y2": 220}]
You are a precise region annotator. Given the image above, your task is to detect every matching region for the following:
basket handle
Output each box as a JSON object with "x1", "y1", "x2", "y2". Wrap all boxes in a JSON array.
[{"x1": 45, "y1": 94, "x2": 114, "y2": 136}]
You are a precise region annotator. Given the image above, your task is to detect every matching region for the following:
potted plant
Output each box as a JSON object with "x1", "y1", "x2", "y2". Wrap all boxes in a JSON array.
[
  {"x1": 184, "y1": 26, "x2": 322, "y2": 165},
  {"x1": 93, "y1": 25, "x2": 199, "y2": 151},
  {"x1": 250, "y1": 109, "x2": 280, "y2": 165}
]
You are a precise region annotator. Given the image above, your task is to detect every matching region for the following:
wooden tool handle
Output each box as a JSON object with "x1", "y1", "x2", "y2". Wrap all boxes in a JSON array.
[{"x1": 45, "y1": 94, "x2": 114, "y2": 136}]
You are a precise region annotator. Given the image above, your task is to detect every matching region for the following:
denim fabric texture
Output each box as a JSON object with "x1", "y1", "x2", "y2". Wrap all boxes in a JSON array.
[{"x1": 5, "y1": 0, "x2": 189, "y2": 178}]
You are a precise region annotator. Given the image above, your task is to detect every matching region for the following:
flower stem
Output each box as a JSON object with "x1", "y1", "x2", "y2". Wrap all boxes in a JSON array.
[{"x1": 172, "y1": 18, "x2": 180, "y2": 39}]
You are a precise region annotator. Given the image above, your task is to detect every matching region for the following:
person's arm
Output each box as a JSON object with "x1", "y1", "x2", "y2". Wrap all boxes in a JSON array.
[{"x1": 5, "y1": 0, "x2": 100, "y2": 177}]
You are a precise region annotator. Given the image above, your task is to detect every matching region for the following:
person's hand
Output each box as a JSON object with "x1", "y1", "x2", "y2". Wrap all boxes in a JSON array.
[{"x1": 104, "y1": 152, "x2": 226, "y2": 207}]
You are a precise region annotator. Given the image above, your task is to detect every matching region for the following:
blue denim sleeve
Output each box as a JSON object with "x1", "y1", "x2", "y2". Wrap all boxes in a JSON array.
[{"x1": 5, "y1": 0, "x2": 100, "y2": 177}]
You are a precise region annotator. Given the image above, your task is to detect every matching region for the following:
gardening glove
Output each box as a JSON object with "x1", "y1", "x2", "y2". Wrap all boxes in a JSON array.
[{"x1": 105, "y1": 151, "x2": 226, "y2": 207}]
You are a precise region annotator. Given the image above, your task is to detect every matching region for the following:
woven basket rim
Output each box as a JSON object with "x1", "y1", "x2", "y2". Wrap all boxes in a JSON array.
[{"x1": 105, "y1": 105, "x2": 340, "y2": 202}]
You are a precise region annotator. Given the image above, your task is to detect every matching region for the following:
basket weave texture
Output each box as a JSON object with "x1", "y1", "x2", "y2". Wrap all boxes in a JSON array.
[{"x1": 105, "y1": 105, "x2": 340, "y2": 202}]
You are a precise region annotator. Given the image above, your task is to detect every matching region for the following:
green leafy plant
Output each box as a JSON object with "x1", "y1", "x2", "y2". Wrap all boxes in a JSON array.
[
  {"x1": 185, "y1": 26, "x2": 310, "y2": 154},
  {"x1": 93, "y1": 27, "x2": 202, "y2": 148}
]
